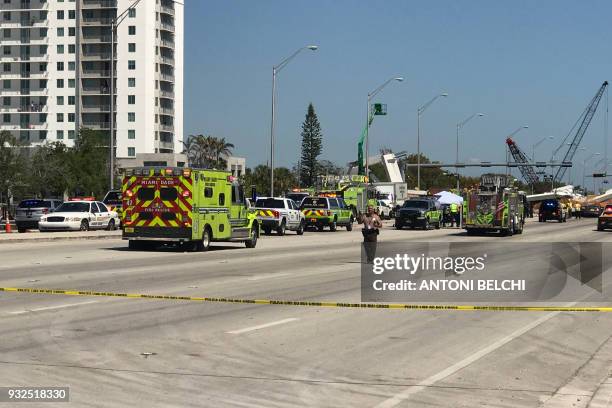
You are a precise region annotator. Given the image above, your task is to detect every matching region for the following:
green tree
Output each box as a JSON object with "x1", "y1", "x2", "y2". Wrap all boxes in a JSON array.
[
  {"x1": 183, "y1": 134, "x2": 235, "y2": 169},
  {"x1": 211, "y1": 137, "x2": 234, "y2": 169},
  {"x1": 0, "y1": 130, "x2": 28, "y2": 202},
  {"x1": 242, "y1": 165, "x2": 296, "y2": 197},
  {"x1": 67, "y1": 128, "x2": 109, "y2": 197},
  {"x1": 28, "y1": 141, "x2": 72, "y2": 198},
  {"x1": 299, "y1": 103, "x2": 323, "y2": 187}
]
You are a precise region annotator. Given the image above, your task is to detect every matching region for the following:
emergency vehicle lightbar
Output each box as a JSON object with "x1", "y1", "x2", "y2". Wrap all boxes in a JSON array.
[{"x1": 69, "y1": 196, "x2": 95, "y2": 201}]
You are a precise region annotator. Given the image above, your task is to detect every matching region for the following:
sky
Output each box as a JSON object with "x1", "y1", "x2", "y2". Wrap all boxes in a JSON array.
[{"x1": 184, "y1": 0, "x2": 612, "y2": 179}]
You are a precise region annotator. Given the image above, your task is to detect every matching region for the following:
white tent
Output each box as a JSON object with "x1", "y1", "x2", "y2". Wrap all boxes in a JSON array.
[{"x1": 434, "y1": 191, "x2": 463, "y2": 205}]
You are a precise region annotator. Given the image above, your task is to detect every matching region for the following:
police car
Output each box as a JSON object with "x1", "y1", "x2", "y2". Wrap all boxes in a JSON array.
[{"x1": 39, "y1": 199, "x2": 120, "y2": 231}]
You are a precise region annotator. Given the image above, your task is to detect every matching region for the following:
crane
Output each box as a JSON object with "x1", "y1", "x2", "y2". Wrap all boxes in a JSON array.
[
  {"x1": 552, "y1": 81, "x2": 608, "y2": 183},
  {"x1": 506, "y1": 137, "x2": 539, "y2": 184}
]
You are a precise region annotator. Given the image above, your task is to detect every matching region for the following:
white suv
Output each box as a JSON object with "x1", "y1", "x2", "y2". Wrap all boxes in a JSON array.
[{"x1": 39, "y1": 200, "x2": 120, "y2": 231}]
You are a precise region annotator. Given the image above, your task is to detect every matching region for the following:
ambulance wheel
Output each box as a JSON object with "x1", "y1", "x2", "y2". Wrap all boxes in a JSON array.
[
  {"x1": 435, "y1": 221, "x2": 441, "y2": 230},
  {"x1": 346, "y1": 219, "x2": 353, "y2": 231},
  {"x1": 199, "y1": 228, "x2": 212, "y2": 251},
  {"x1": 598, "y1": 224, "x2": 604, "y2": 231},
  {"x1": 277, "y1": 220, "x2": 286, "y2": 236},
  {"x1": 330, "y1": 219, "x2": 337, "y2": 232},
  {"x1": 296, "y1": 221, "x2": 304, "y2": 235},
  {"x1": 245, "y1": 224, "x2": 258, "y2": 248},
  {"x1": 80, "y1": 219, "x2": 89, "y2": 231}
]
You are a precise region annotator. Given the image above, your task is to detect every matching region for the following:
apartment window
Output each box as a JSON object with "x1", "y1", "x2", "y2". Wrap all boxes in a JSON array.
[
  {"x1": 128, "y1": 95, "x2": 135, "y2": 104},
  {"x1": 2, "y1": 96, "x2": 9, "y2": 106},
  {"x1": 68, "y1": 130, "x2": 75, "y2": 139},
  {"x1": 68, "y1": 96, "x2": 75, "y2": 105},
  {"x1": 68, "y1": 78, "x2": 75, "y2": 88},
  {"x1": 155, "y1": 46, "x2": 158, "y2": 55},
  {"x1": 39, "y1": 27, "x2": 47, "y2": 37},
  {"x1": 68, "y1": 44, "x2": 75, "y2": 54},
  {"x1": 128, "y1": 43, "x2": 136, "y2": 52},
  {"x1": 69, "y1": 27, "x2": 75, "y2": 37},
  {"x1": 128, "y1": 8, "x2": 136, "y2": 18},
  {"x1": 56, "y1": 61, "x2": 64, "y2": 71},
  {"x1": 128, "y1": 26, "x2": 136, "y2": 35},
  {"x1": 155, "y1": 97, "x2": 158, "y2": 106},
  {"x1": 56, "y1": 130, "x2": 64, "y2": 139},
  {"x1": 57, "y1": 78, "x2": 64, "y2": 88},
  {"x1": 3, "y1": 28, "x2": 9, "y2": 38},
  {"x1": 68, "y1": 113, "x2": 75, "y2": 122},
  {"x1": 39, "y1": 63, "x2": 46, "y2": 71},
  {"x1": 2, "y1": 63, "x2": 9, "y2": 72},
  {"x1": 56, "y1": 113, "x2": 64, "y2": 122},
  {"x1": 56, "y1": 44, "x2": 64, "y2": 54},
  {"x1": 155, "y1": 80, "x2": 158, "y2": 89},
  {"x1": 128, "y1": 112, "x2": 135, "y2": 122},
  {"x1": 3, "y1": 80, "x2": 10, "y2": 89},
  {"x1": 128, "y1": 130, "x2": 135, "y2": 139},
  {"x1": 128, "y1": 60, "x2": 135, "y2": 70},
  {"x1": 128, "y1": 78, "x2": 135, "y2": 87},
  {"x1": 39, "y1": 79, "x2": 46, "y2": 88},
  {"x1": 3, "y1": 46, "x2": 10, "y2": 55},
  {"x1": 56, "y1": 96, "x2": 64, "y2": 105},
  {"x1": 57, "y1": 10, "x2": 64, "y2": 19},
  {"x1": 39, "y1": 45, "x2": 47, "y2": 54},
  {"x1": 39, "y1": 130, "x2": 47, "y2": 140},
  {"x1": 57, "y1": 27, "x2": 64, "y2": 37},
  {"x1": 68, "y1": 61, "x2": 75, "y2": 71},
  {"x1": 3, "y1": 12, "x2": 10, "y2": 21},
  {"x1": 128, "y1": 147, "x2": 135, "y2": 157},
  {"x1": 2, "y1": 114, "x2": 9, "y2": 123},
  {"x1": 68, "y1": 10, "x2": 75, "y2": 19}
]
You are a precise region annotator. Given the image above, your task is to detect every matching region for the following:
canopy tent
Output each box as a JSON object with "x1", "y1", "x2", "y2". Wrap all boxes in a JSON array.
[{"x1": 434, "y1": 191, "x2": 464, "y2": 205}]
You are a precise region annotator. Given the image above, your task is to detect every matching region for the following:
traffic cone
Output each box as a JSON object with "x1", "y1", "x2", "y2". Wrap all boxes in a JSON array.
[{"x1": 4, "y1": 213, "x2": 11, "y2": 233}]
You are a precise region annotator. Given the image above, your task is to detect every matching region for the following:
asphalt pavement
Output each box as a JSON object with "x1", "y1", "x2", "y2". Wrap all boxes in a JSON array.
[{"x1": 1, "y1": 217, "x2": 611, "y2": 407}]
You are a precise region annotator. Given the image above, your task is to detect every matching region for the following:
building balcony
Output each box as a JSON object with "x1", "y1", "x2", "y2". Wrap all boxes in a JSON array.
[
  {"x1": 81, "y1": 87, "x2": 112, "y2": 95},
  {"x1": 82, "y1": 105, "x2": 111, "y2": 113},
  {"x1": 81, "y1": 35, "x2": 112, "y2": 43},
  {"x1": 159, "y1": 72, "x2": 174, "y2": 82},
  {"x1": 160, "y1": 21, "x2": 175, "y2": 32},
  {"x1": 81, "y1": 17, "x2": 113, "y2": 26},
  {"x1": 1, "y1": 89, "x2": 48, "y2": 96},
  {"x1": 81, "y1": 121, "x2": 110, "y2": 129},
  {"x1": 1, "y1": 123, "x2": 48, "y2": 131},
  {"x1": 158, "y1": 38, "x2": 174, "y2": 50},
  {"x1": 1, "y1": 0, "x2": 48, "y2": 11},
  {"x1": 81, "y1": 52, "x2": 112, "y2": 61},
  {"x1": 0, "y1": 71, "x2": 48, "y2": 79},
  {"x1": 158, "y1": 123, "x2": 174, "y2": 132},
  {"x1": 158, "y1": 89, "x2": 174, "y2": 98},
  {"x1": 80, "y1": 69, "x2": 114, "y2": 78},
  {"x1": 158, "y1": 140, "x2": 174, "y2": 150},
  {"x1": 157, "y1": 54, "x2": 174, "y2": 67},
  {"x1": 1, "y1": 19, "x2": 47, "y2": 28},
  {"x1": 158, "y1": 106, "x2": 174, "y2": 115},
  {"x1": 81, "y1": 0, "x2": 116, "y2": 9}
]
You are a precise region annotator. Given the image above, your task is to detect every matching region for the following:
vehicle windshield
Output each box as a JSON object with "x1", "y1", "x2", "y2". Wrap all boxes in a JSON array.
[
  {"x1": 18, "y1": 199, "x2": 51, "y2": 208},
  {"x1": 286, "y1": 193, "x2": 308, "y2": 203},
  {"x1": 255, "y1": 198, "x2": 285, "y2": 209},
  {"x1": 302, "y1": 197, "x2": 328, "y2": 208},
  {"x1": 103, "y1": 191, "x2": 122, "y2": 204},
  {"x1": 403, "y1": 200, "x2": 429, "y2": 209},
  {"x1": 55, "y1": 202, "x2": 90, "y2": 212}
]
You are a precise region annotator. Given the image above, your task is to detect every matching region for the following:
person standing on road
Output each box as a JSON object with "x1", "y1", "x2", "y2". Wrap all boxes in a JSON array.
[
  {"x1": 450, "y1": 202, "x2": 459, "y2": 227},
  {"x1": 360, "y1": 205, "x2": 382, "y2": 263},
  {"x1": 575, "y1": 203, "x2": 582, "y2": 219}
]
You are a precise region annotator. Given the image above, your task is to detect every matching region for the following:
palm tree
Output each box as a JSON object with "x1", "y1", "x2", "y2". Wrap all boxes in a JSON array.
[{"x1": 212, "y1": 137, "x2": 234, "y2": 168}]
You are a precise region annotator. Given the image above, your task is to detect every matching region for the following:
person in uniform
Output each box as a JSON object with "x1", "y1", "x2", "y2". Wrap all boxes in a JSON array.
[{"x1": 360, "y1": 205, "x2": 382, "y2": 263}]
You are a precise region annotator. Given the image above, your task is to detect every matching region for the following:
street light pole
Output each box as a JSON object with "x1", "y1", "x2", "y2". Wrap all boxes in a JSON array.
[
  {"x1": 269, "y1": 45, "x2": 318, "y2": 197},
  {"x1": 456, "y1": 113, "x2": 484, "y2": 191},
  {"x1": 365, "y1": 77, "x2": 403, "y2": 177},
  {"x1": 417, "y1": 92, "x2": 448, "y2": 190},
  {"x1": 108, "y1": 0, "x2": 143, "y2": 190}
]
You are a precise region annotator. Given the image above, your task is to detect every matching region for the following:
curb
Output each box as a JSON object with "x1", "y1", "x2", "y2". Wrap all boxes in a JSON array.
[{"x1": 0, "y1": 234, "x2": 122, "y2": 244}]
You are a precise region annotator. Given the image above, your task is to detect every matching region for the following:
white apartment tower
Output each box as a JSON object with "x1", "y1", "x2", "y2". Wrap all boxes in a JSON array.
[{"x1": 0, "y1": 0, "x2": 184, "y2": 167}]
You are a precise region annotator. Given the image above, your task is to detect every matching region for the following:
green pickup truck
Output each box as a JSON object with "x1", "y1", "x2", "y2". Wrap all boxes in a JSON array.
[
  {"x1": 301, "y1": 196, "x2": 354, "y2": 232},
  {"x1": 395, "y1": 198, "x2": 442, "y2": 230}
]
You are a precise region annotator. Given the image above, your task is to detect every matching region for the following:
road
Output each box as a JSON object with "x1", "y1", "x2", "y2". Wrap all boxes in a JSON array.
[{"x1": 1, "y1": 217, "x2": 611, "y2": 407}]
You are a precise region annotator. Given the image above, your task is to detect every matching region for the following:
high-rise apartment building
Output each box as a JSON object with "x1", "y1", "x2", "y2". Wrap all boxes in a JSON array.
[{"x1": 0, "y1": 0, "x2": 184, "y2": 166}]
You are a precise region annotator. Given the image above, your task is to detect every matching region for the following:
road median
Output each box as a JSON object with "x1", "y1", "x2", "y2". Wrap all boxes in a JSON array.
[{"x1": 0, "y1": 230, "x2": 122, "y2": 244}]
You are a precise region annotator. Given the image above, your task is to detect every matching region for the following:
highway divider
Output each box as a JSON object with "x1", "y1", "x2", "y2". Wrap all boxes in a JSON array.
[{"x1": 1, "y1": 287, "x2": 611, "y2": 312}]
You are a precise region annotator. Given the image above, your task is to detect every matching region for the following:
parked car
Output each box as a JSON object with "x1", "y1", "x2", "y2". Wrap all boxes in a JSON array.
[
  {"x1": 376, "y1": 200, "x2": 392, "y2": 219},
  {"x1": 538, "y1": 199, "x2": 567, "y2": 223},
  {"x1": 597, "y1": 205, "x2": 612, "y2": 231},
  {"x1": 301, "y1": 196, "x2": 354, "y2": 232},
  {"x1": 254, "y1": 197, "x2": 305, "y2": 235},
  {"x1": 39, "y1": 200, "x2": 120, "y2": 231},
  {"x1": 581, "y1": 204, "x2": 602, "y2": 218},
  {"x1": 395, "y1": 198, "x2": 442, "y2": 230},
  {"x1": 15, "y1": 198, "x2": 63, "y2": 233}
]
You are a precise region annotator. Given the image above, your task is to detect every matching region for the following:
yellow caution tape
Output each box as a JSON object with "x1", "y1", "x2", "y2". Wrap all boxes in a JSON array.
[{"x1": 1, "y1": 287, "x2": 612, "y2": 312}]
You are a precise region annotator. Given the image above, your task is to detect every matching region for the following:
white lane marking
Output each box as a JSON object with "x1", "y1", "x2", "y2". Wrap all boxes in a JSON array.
[
  {"x1": 248, "y1": 272, "x2": 291, "y2": 281},
  {"x1": 7, "y1": 300, "x2": 99, "y2": 315},
  {"x1": 226, "y1": 318, "x2": 299, "y2": 334},
  {"x1": 374, "y1": 312, "x2": 560, "y2": 408}
]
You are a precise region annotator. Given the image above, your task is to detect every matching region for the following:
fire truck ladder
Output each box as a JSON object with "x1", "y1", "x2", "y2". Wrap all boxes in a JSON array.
[
  {"x1": 552, "y1": 81, "x2": 608, "y2": 183},
  {"x1": 506, "y1": 137, "x2": 539, "y2": 184}
]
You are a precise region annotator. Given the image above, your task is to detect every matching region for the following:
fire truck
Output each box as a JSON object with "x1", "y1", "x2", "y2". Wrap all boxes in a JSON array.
[
  {"x1": 121, "y1": 167, "x2": 259, "y2": 250},
  {"x1": 316, "y1": 175, "x2": 377, "y2": 217},
  {"x1": 463, "y1": 174, "x2": 526, "y2": 236}
]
